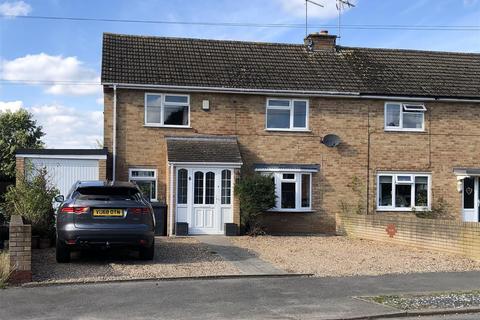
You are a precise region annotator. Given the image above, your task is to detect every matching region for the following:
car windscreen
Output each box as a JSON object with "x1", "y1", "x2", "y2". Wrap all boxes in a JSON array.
[{"x1": 72, "y1": 186, "x2": 141, "y2": 201}]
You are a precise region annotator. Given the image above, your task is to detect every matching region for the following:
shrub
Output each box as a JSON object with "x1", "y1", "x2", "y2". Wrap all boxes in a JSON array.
[
  {"x1": 338, "y1": 176, "x2": 366, "y2": 215},
  {"x1": 234, "y1": 174, "x2": 276, "y2": 235},
  {"x1": 414, "y1": 197, "x2": 454, "y2": 219},
  {"x1": 0, "y1": 251, "x2": 11, "y2": 288},
  {"x1": 2, "y1": 167, "x2": 58, "y2": 237}
]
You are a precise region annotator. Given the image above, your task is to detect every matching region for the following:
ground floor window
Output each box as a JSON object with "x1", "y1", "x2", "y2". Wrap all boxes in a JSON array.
[
  {"x1": 261, "y1": 172, "x2": 312, "y2": 212},
  {"x1": 377, "y1": 172, "x2": 430, "y2": 211},
  {"x1": 129, "y1": 168, "x2": 157, "y2": 202}
]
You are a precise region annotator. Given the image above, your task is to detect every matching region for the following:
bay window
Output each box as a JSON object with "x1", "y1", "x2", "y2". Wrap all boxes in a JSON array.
[
  {"x1": 261, "y1": 172, "x2": 312, "y2": 211},
  {"x1": 384, "y1": 102, "x2": 426, "y2": 131},
  {"x1": 377, "y1": 173, "x2": 430, "y2": 211},
  {"x1": 145, "y1": 93, "x2": 189, "y2": 127},
  {"x1": 266, "y1": 98, "x2": 309, "y2": 131}
]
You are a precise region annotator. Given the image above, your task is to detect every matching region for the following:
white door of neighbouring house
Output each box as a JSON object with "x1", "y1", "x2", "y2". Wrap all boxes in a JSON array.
[
  {"x1": 462, "y1": 177, "x2": 478, "y2": 222},
  {"x1": 176, "y1": 167, "x2": 234, "y2": 235}
]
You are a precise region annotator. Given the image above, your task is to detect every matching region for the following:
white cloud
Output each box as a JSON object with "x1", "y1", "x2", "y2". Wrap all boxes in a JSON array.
[
  {"x1": 0, "y1": 100, "x2": 23, "y2": 112},
  {"x1": 1, "y1": 53, "x2": 101, "y2": 96},
  {"x1": 0, "y1": 1, "x2": 31, "y2": 16},
  {"x1": 29, "y1": 104, "x2": 103, "y2": 148},
  {"x1": 96, "y1": 97, "x2": 104, "y2": 105},
  {"x1": 277, "y1": 0, "x2": 357, "y2": 21}
]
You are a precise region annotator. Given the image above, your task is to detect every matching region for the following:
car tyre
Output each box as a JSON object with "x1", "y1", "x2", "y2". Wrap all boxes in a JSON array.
[
  {"x1": 139, "y1": 239, "x2": 155, "y2": 260},
  {"x1": 56, "y1": 239, "x2": 71, "y2": 263}
]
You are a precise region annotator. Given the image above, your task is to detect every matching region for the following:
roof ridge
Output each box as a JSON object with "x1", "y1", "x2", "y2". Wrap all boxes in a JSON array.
[{"x1": 338, "y1": 45, "x2": 480, "y2": 56}]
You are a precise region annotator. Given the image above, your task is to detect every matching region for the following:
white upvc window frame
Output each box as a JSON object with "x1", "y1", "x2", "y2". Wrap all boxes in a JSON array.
[
  {"x1": 128, "y1": 168, "x2": 158, "y2": 202},
  {"x1": 265, "y1": 98, "x2": 309, "y2": 132},
  {"x1": 261, "y1": 171, "x2": 313, "y2": 212},
  {"x1": 384, "y1": 102, "x2": 426, "y2": 132},
  {"x1": 144, "y1": 93, "x2": 190, "y2": 128},
  {"x1": 376, "y1": 172, "x2": 431, "y2": 212}
]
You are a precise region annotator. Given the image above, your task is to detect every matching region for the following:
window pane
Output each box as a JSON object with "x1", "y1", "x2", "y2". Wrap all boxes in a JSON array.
[
  {"x1": 131, "y1": 170, "x2": 155, "y2": 178},
  {"x1": 379, "y1": 176, "x2": 392, "y2": 207},
  {"x1": 194, "y1": 172, "x2": 204, "y2": 204},
  {"x1": 268, "y1": 99, "x2": 290, "y2": 107},
  {"x1": 403, "y1": 112, "x2": 423, "y2": 129},
  {"x1": 414, "y1": 176, "x2": 428, "y2": 207},
  {"x1": 267, "y1": 108, "x2": 290, "y2": 129},
  {"x1": 165, "y1": 95, "x2": 188, "y2": 103},
  {"x1": 177, "y1": 169, "x2": 188, "y2": 204},
  {"x1": 293, "y1": 101, "x2": 307, "y2": 128},
  {"x1": 221, "y1": 170, "x2": 231, "y2": 205},
  {"x1": 397, "y1": 175, "x2": 413, "y2": 183},
  {"x1": 281, "y1": 182, "x2": 296, "y2": 209},
  {"x1": 395, "y1": 184, "x2": 412, "y2": 208},
  {"x1": 205, "y1": 172, "x2": 215, "y2": 205},
  {"x1": 164, "y1": 105, "x2": 189, "y2": 126},
  {"x1": 385, "y1": 104, "x2": 400, "y2": 127},
  {"x1": 146, "y1": 95, "x2": 162, "y2": 107},
  {"x1": 464, "y1": 177, "x2": 475, "y2": 209},
  {"x1": 146, "y1": 106, "x2": 161, "y2": 124},
  {"x1": 282, "y1": 173, "x2": 295, "y2": 180},
  {"x1": 135, "y1": 180, "x2": 156, "y2": 201},
  {"x1": 301, "y1": 174, "x2": 310, "y2": 208}
]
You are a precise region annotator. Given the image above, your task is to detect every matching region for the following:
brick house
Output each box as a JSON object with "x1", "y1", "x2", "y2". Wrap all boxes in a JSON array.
[{"x1": 101, "y1": 31, "x2": 480, "y2": 235}]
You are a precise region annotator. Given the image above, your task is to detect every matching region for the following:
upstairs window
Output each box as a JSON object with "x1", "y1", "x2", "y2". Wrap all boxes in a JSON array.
[
  {"x1": 377, "y1": 173, "x2": 430, "y2": 211},
  {"x1": 145, "y1": 93, "x2": 189, "y2": 127},
  {"x1": 266, "y1": 99, "x2": 308, "y2": 131},
  {"x1": 129, "y1": 168, "x2": 157, "y2": 202},
  {"x1": 385, "y1": 102, "x2": 426, "y2": 131}
]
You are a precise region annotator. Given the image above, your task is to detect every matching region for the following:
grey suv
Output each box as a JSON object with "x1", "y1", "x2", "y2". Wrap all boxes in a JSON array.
[{"x1": 55, "y1": 181, "x2": 155, "y2": 263}]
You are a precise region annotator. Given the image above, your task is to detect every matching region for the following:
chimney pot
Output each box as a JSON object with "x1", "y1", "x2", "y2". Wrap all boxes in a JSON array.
[{"x1": 304, "y1": 30, "x2": 337, "y2": 52}]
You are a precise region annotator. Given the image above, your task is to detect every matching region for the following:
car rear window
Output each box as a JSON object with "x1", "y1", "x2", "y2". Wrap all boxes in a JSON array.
[{"x1": 73, "y1": 187, "x2": 142, "y2": 201}]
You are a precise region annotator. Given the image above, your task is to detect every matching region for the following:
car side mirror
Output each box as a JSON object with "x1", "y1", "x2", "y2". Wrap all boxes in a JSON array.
[{"x1": 54, "y1": 195, "x2": 65, "y2": 203}]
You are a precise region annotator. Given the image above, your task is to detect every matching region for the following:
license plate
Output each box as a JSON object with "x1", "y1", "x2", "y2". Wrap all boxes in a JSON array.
[{"x1": 92, "y1": 209, "x2": 124, "y2": 217}]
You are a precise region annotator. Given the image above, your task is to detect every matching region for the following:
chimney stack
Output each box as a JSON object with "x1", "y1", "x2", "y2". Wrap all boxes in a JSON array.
[{"x1": 304, "y1": 30, "x2": 337, "y2": 51}]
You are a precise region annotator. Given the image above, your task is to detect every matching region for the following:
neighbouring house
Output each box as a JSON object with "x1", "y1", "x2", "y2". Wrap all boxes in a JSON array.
[{"x1": 101, "y1": 31, "x2": 480, "y2": 235}]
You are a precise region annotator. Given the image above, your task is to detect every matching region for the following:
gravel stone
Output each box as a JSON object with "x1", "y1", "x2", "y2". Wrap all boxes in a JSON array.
[
  {"x1": 231, "y1": 235, "x2": 480, "y2": 277},
  {"x1": 366, "y1": 291, "x2": 480, "y2": 310},
  {"x1": 32, "y1": 237, "x2": 239, "y2": 283}
]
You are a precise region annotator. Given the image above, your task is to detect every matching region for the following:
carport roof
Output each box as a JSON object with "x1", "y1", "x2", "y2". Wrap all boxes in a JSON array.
[{"x1": 166, "y1": 136, "x2": 242, "y2": 165}]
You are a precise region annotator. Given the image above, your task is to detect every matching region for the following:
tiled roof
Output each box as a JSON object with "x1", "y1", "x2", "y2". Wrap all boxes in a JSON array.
[
  {"x1": 102, "y1": 33, "x2": 480, "y2": 99},
  {"x1": 166, "y1": 136, "x2": 242, "y2": 164}
]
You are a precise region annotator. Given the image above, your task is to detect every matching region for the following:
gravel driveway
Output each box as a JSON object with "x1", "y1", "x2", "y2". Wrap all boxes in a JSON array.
[
  {"x1": 32, "y1": 237, "x2": 239, "y2": 283},
  {"x1": 231, "y1": 235, "x2": 480, "y2": 277}
]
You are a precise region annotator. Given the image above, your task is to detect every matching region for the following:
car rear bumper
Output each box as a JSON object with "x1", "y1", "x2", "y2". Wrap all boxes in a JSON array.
[{"x1": 57, "y1": 226, "x2": 154, "y2": 248}]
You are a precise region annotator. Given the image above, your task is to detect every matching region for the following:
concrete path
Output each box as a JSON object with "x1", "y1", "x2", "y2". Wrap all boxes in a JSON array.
[
  {"x1": 3, "y1": 272, "x2": 480, "y2": 319},
  {"x1": 195, "y1": 235, "x2": 286, "y2": 275}
]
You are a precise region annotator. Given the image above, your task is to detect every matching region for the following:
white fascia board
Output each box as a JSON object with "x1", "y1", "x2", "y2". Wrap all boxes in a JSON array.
[
  {"x1": 255, "y1": 168, "x2": 319, "y2": 173},
  {"x1": 168, "y1": 161, "x2": 242, "y2": 168},
  {"x1": 102, "y1": 83, "x2": 480, "y2": 103},
  {"x1": 16, "y1": 154, "x2": 107, "y2": 160}
]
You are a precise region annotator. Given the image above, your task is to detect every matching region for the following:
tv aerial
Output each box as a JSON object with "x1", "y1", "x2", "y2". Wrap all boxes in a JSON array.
[
  {"x1": 336, "y1": 0, "x2": 356, "y2": 42},
  {"x1": 305, "y1": 0, "x2": 324, "y2": 37}
]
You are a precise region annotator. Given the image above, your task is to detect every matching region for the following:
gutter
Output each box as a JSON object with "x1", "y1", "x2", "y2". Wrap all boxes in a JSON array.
[{"x1": 102, "y1": 82, "x2": 480, "y2": 103}]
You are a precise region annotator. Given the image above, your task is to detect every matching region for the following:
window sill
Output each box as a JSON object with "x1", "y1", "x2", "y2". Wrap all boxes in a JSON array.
[
  {"x1": 265, "y1": 128, "x2": 311, "y2": 133},
  {"x1": 268, "y1": 209, "x2": 314, "y2": 213},
  {"x1": 376, "y1": 207, "x2": 430, "y2": 212},
  {"x1": 384, "y1": 128, "x2": 425, "y2": 133},
  {"x1": 144, "y1": 124, "x2": 192, "y2": 129}
]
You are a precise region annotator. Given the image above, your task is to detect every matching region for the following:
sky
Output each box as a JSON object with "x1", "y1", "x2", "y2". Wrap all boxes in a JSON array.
[{"x1": 0, "y1": 0, "x2": 479, "y2": 148}]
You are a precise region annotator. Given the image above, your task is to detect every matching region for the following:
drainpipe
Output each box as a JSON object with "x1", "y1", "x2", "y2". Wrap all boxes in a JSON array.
[
  {"x1": 169, "y1": 163, "x2": 174, "y2": 236},
  {"x1": 112, "y1": 84, "x2": 117, "y2": 182}
]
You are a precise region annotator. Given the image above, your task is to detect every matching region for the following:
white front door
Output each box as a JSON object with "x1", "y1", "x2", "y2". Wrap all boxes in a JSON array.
[
  {"x1": 462, "y1": 177, "x2": 478, "y2": 222},
  {"x1": 176, "y1": 167, "x2": 234, "y2": 235}
]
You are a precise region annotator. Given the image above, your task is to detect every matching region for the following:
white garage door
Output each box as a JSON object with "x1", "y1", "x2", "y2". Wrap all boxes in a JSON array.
[{"x1": 29, "y1": 158, "x2": 99, "y2": 196}]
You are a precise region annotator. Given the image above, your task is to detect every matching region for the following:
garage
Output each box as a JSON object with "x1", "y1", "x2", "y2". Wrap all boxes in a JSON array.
[{"x1": 15, "y1": 149, "x2": 107, "y2": 196}]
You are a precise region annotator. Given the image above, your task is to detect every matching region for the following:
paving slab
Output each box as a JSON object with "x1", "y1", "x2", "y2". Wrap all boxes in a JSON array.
[{"x1": 195, "y1": 235, "x2": 287, "y2": 275}]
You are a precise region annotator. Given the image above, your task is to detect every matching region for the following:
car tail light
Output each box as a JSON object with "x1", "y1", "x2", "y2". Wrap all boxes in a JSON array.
[
  {"x1": 128, "y1": 207, "x2": 150, "y2": 215},
  {"x1": 61, "y1": 207, "x2": 89, "y2": 215}
]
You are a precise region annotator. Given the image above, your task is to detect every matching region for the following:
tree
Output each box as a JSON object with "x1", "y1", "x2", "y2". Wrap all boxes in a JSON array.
[{"x1": 0, "y1": 110, "x2": 44, "y2": 180}]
